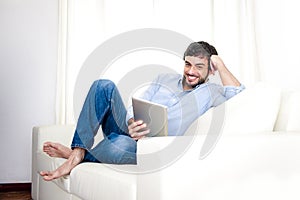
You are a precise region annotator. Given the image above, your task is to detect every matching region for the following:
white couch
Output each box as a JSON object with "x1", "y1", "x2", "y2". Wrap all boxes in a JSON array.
[{"x1": 32, "y1": 83, "x2": 300, "y2": 200}]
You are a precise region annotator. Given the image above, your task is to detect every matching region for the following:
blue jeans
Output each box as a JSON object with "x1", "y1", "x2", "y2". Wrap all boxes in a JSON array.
[{"x1": 71, "y1": 79, "x2": 137, "y2": 164}]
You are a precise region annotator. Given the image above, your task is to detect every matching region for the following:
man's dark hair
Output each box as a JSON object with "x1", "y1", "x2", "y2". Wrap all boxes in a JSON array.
[
  {"x1": 183, "y1": 41, "x2": 218, "y2": 59},
  {"x1": 183, "y1": 41, "x2": 218, "y2": 70}
]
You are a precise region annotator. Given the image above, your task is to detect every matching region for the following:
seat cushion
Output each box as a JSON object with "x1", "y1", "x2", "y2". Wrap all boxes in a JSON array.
[{"x1": 69, "y1": 163, "x2": 137, "y2": 200}]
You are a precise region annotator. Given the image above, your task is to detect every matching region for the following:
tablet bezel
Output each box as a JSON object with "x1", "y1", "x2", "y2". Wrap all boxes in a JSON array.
[{"x1": 132, "y1": 97, "x2": 168, "y2": 137}]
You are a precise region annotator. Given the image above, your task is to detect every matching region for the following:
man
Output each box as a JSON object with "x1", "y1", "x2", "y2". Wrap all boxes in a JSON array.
[{"x1": 40, "y1": 41, "x2": 244, "y2": 181}]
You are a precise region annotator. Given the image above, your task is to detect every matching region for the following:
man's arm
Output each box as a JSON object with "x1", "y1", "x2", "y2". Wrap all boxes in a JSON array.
[
  {"x1": 126, "y1": 75, "x2": 162, "y2": 140},
  {"x1": 210, "y1": 55, "x2": 241, "y2": 87}
]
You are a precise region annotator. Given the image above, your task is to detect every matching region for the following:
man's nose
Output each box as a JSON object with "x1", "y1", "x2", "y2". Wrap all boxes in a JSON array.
[{"x1": 188, "y1": 65, "x2": 197, "y2": 74}]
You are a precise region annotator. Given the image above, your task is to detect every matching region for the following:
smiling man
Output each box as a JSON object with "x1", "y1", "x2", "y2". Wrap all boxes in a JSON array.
[
  {"x1": 127, "y1": 41, "x2": 244, "y2": 138},
  {"x1": 40, "y1": 41, "x2": 244, "y2": 181},
  {"x1": 183, "y1": 55, "x2": 211, "y2": 89}
]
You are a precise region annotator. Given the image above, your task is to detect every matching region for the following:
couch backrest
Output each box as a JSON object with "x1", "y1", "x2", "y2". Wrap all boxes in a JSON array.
[
  {"x1": 196, "y1": 82, "x2": 283, "y2": 134},
  {"x1": 274, "y1": 89, "x2": 300, "y2": 131}
]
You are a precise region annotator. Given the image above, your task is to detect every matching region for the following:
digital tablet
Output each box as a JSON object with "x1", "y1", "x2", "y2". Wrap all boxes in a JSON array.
[{"x1": 132, "y1": 97, "x2": 168, "y2": 137}]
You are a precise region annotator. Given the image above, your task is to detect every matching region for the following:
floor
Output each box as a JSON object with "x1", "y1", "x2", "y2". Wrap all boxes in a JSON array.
[{"x1": 0, "y1": 191, "x2": 32, "y2": 200}]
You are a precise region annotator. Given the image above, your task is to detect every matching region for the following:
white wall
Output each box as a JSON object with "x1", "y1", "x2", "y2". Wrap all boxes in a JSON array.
[{"x1": 0, "y1": 0, "x2": 58, "y2": 183}]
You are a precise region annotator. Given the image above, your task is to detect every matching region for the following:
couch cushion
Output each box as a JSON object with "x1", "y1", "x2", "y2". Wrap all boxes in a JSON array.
[
  {"x1": 221, "y1": 82, "x2": 281, "y2": 134},
  {"x1": 149, "y1": 133, "x2": 300, "y2": 200},
  {"x1": 196, "y1": 82, "x2": 281, "y2": 134},
  {"x1": 275, "y1": 90, "x2": 300, "y2": 131},
  {"x1": 70, "y1": 163, "x2": 137, "y2": 200}
]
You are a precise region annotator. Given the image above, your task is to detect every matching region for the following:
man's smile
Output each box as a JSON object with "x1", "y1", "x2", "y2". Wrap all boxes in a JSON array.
[{"x1": 186, "y1": 75, "x2": 198, "y2": 82}]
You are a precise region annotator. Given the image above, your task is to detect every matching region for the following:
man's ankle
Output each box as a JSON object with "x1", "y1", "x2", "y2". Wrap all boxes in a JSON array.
[
  {"x1": 72, "y1": 147, "x2": 86, "y2": 159},
  {"x1": 73, "y1": 147, "x2": 85, "y2": 153}
]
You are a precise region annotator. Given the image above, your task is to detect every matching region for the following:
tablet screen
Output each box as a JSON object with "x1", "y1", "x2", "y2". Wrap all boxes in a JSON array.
[{"x1": 132, "y1": 97, "x2": 168, "y2": 137}]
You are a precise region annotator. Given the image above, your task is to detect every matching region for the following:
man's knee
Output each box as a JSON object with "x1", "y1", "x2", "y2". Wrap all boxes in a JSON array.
[
  {"x1": 92, "y1": 79, "x2": 118, "y2": 99},
  {"x1": 93, "y1": 79, "x2": 116, "y2": 90}
]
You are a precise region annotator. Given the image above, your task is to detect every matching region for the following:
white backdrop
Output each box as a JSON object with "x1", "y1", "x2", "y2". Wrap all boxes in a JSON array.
[
  {"x1": 57, "y1": 0, "x2": 300, "y2": 124},
  {"x1": 0, "y1": 0, "x2": 57, "y2": 183}
]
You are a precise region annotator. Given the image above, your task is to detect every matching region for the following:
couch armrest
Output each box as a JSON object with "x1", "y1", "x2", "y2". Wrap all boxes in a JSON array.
[
  {"x1": 32, "y1": 125, "x2": 75, "y2": 152},
  {"x1": 31, "y1": 125, "x2": 75, "y2": 200}
]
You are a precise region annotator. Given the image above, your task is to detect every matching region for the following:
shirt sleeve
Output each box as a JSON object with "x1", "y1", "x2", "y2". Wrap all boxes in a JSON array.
[
  {"x1": 223, "y1": 84, "x2": 245, "y2": 99},
  {"x1": 139, "y1": 75, "x2": 161, "y2": 101},
  {"x1": 126, "y1": 105, "x2": 134, "y2": 125},
  {"x1": 125, "y1": 75, "x2": 161, "y2": 125},
  {"x1": 211, "y1": 84, "x2": 245, "y2": 107}
]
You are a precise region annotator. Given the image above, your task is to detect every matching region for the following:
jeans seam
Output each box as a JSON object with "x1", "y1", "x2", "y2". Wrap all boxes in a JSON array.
[{"x1": 71, "y1": 144, "x2": 88, "y2": 150}]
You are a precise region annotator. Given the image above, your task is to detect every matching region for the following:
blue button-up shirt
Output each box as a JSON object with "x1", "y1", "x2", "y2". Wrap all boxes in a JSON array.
[{"x1": 126, "y1": 73, "x2": 245, "y2": 136}]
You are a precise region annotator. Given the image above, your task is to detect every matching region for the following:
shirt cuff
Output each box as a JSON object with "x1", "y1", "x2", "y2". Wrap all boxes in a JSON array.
[
  {"x1": 126, "y1": 105, "x2": 134, "y2": 125},
  {"x1": 223, "y1": 84, "x2": 245, "y2": 99}
]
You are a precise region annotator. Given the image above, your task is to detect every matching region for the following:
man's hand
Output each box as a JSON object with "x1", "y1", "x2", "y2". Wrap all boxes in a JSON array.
[
  {"x1": 210, "y1": 55, "x2": 225, "y2": 75},
  {"x1": 210, "y1": 55, "x2": 241, "y2": 87},
  {"x1": 128, "y1": 119, "x2": 150, "y2": 140}
]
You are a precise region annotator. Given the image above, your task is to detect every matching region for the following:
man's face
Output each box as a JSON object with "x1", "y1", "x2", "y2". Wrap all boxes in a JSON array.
[{"x1": 182, "y1": 56, "x2": 210, "y2": 90}]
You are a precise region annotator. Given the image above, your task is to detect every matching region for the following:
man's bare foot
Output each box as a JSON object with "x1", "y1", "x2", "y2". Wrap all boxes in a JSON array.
[
  {"x1": 43, "y1": 142, "x2": 72, "y2": 159},
  {"x1": 40, "y1": 148, "x2": 85, "y2": 181}
]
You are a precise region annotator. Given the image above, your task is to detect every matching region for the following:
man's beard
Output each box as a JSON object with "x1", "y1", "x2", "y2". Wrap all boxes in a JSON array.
[
  {"x1": 183, "y1": 76, "x2": 206, "y2": 89},
  {"x1": 183, "y1": 72, "x2": 209, "y2": 89}
]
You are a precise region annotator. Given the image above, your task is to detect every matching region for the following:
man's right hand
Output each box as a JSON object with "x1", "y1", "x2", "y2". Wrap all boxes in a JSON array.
[{"x1": 128, "y1": 119, "x2": 150, "y2": 140}]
